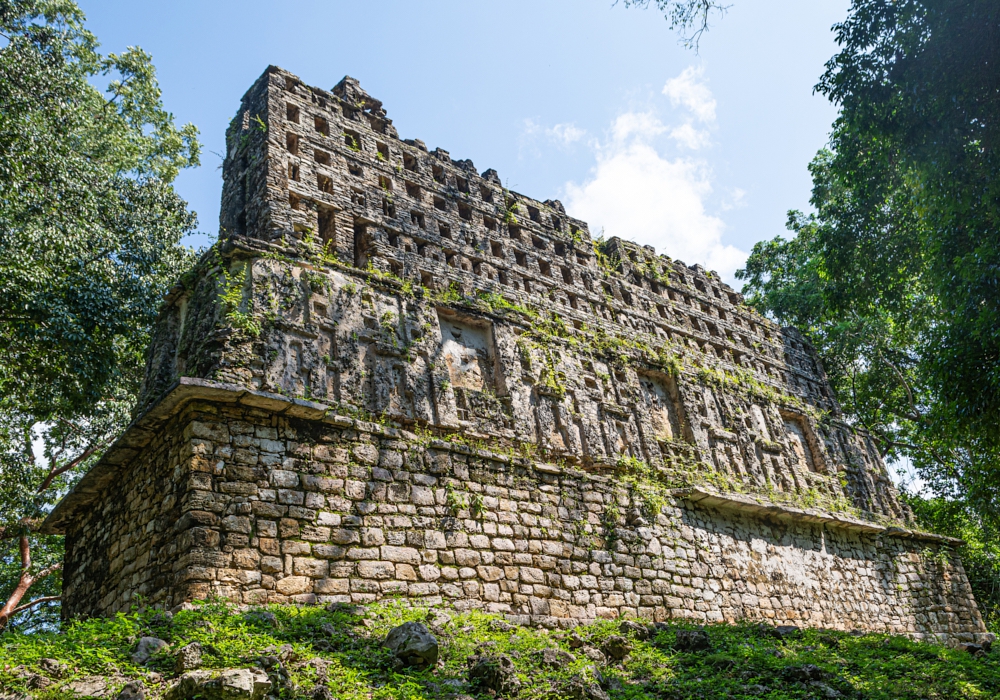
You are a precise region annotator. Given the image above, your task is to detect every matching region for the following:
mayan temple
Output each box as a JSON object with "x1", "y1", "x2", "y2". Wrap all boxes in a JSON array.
[{"x1": 43, "y1": 66, "x2": 989, "y2": 644}]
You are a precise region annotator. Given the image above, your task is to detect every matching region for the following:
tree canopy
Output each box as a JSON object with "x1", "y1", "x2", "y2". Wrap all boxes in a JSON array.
[
  {"x1": 739, "y1": 0, "x2": 1000, "y2": 523},
  {"x1": 0, "y1": 0, "x2": 200, "y2": 630}
]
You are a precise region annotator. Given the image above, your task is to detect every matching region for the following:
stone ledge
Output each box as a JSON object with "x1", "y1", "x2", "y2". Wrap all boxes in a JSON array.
[
  {"x1": 42, "y1": 378, "x2": 331, "y2": 534},
  {"x1": 43, "y1": 378, "x2": 514, "y2": 534},
  {"x1": 672, "y1": 487, "x2": 964, "y2": 546},
  {"x1": 43, "y1": 378, "x2": 956, "y2": 549}
]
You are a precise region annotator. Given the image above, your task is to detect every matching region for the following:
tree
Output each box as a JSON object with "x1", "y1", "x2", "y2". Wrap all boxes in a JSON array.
[
  {"x1": 904, "y1": 493, "x2": 1000, "y2": 631},
  {"x1": 0, "y1": 0, "x2": 200, "y2": 631},
  {"x1": 738, "y1": 0, "x2": 1000, "y2": 523},
  {"x1": 618, "y1": 0, "x2": 729, "y2": 49}
]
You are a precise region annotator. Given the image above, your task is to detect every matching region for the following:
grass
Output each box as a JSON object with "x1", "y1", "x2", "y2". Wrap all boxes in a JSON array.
[{"x1": 1, "y1": 601, "x2": 998, "y2": 699}]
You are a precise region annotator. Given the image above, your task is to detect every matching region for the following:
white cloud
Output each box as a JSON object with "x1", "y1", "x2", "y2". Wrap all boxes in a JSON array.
[
  {"x1": 549, "y1": 122, "x2": 586, "y2": 145},
  {"x1": 662, "y1": 66, "x2": 716, "y2": 123},
  {"x1": 521, "y1": 118, "x2": 586, "y2": 148},
  {"x1": 522, "y1": 118, "x2": 542, "y2": 135},
  {"x1": 562, "y1": 69, "x2": 746, "y2": 283},
  {"x1": 721, "y1": 187, "x2": 747, "y2": 211},
  {"x1": 669, "y1": 122, "x2": 711, "y2": 150},
  {"x1": 609, "y1": 111, "x2": 667, "y2": 143}
]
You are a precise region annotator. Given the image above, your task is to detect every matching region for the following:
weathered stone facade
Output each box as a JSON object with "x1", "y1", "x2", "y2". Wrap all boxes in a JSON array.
[{"x1": 45, "y1": 66, "x2": 989, "y2": 643}]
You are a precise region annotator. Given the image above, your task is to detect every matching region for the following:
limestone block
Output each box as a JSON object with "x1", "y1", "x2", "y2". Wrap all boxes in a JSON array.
[
  {"x1": 277, "y1": 489, "x2": 305, "y2": 506},
  {"x1": 260, "y1": 557, "x2": 283, "y2": 574},
  {"x1": 281, "y1": 541, "x2": 310, "y2": 556},
  {"x1": 331, "y1": 528, "x2": 360, "y2": 545},
  {"x1": 396, "y1": 564, "x2": 418, "y2": 581},
  {"x1": 313, "y1": 545, "x2": 347, "y2": 559},
  {"x1": 275, "y1": 576, "x2": 312, "y2": 595},
  {"x1": 270, "y1": 470, "x2": 299, "y2": 488},
  {"x1": 346, "y1": 547, "x2": 379, "y2": 560},
  {"x1": 419, "y1": 565, "x2": 442, "y2": 581},
  {"x1": 454, "y1": 549, "x2": 482, "y2": 567},
  {"x1": 353, "y1": 443, "x2": 379, "y2": 465},
  {"x1": 362, "y1": 528, "x2": 386, "y2": 546},
  {"x1": 259, "y1": 439, "x2": 285, "y2": 453},
  {"x1": 301, "y1": 526, "x2": 331, "y2": 542},
  {"x1": 477, "y1": 566, "x2": 504, "y2": 582},
  {"x1": 293, "y1": 558, "x2": 329, "y2": 578},
  {"x1": 424, "y1": 530, "x2": 447, "y2": 549},
  {"x1": 232, "y1": 549, "x2": 261, "y2": 569},
  {"x1": 409, "y1": 582, "x2": 440, "y2": 597},
  {"x1": 411, "y1": 485, "x2": 435, "y2": 506},
  {"x1": 315, "y1": 578, "x2": 350, "y2": 594},
  {"x1": 382, "y1": 546, "x2": 421, "y2": 565}
]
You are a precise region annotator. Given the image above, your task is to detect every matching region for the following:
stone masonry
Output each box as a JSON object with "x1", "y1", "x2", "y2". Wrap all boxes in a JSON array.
[{"x1": 44, "y1": 66, "x2": 989, "y2": 644}]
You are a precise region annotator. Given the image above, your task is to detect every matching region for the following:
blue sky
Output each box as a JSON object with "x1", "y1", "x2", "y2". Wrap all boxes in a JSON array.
[{"x1": 79, "y1": 0, "x2": 849, "y2": 286}]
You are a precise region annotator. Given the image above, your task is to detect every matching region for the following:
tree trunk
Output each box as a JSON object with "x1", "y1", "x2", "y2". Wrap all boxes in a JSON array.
[{"x1": 0, "y1": 533, "x2": 61, "y2": 630}]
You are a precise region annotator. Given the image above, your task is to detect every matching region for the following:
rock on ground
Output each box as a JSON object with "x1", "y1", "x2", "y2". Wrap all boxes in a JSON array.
[
  {"x1": 534, "y1": 648, "x2": 575, "y2": 668},
  {"x1": 563, "y1": 675, "x2": 610, "y2": 700},
  {"x1": 382, "y1": 622, "x2": 439, "y2": 670},
  {"x1": 619, "y1": 620, "x2": 650, "y2": 641},
  {"x1": 601, "y1": 635, "x2": 631, "y2": 661},
  {"x1": 116, "y1": 681, "x2": 145, "y2": 700},
  {"x1": 66, "y1": 677, "x2": 111, "y2": 698},
  {"x1": 131, "y1": 637, "x2": 169, "y2": 665},
  {"x1": 164, "y1": 669, "x2": 271, "y2": 700},
  {"x1": 581, "y1": 646, "x2": 607, "y2": 665},
  {"x1": 674, "y1": 629, "x2": 712, "y2": 652},
  {"x1": 468, "y1": 654, "x2": 520, "y2": 696},
  {"x1": 174, "y1": 642, "x2": 203, "y2": 672}
]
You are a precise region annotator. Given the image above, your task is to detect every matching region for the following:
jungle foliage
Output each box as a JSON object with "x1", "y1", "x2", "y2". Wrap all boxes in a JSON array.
[
  {"x1": 738, "y1": 0, "x2": 1000, "y2": 525},
  {"x1": 0, "y1": 0, "x2": 201, "y2": 631}
]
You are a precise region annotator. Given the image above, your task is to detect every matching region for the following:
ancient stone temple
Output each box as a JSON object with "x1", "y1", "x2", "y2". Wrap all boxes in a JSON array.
[{"x1": 44, "y1": 66, "x2": 989, "y2": 644}]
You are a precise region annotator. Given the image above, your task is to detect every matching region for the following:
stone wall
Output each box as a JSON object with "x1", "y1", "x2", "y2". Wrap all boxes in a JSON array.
[
  {"x1": 61, "y1": 411, "x2": 189, "y2": 615},
  {"x1": 47, "y1": 65, "x2": 989, "y2": 643},
  {"x1": 57, "y1": 385, "x2": 988, "y2": 644}
]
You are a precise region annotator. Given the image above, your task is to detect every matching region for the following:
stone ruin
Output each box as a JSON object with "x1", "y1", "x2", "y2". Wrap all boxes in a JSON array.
[{"x1": 44, "y1": 66, "x2": 989, "y2": 644}]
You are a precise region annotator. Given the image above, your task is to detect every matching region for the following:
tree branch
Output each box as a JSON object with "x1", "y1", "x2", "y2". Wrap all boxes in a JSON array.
[
  {"x1": 0, "y1": 519, "x2": 43, "y2": 540},
  {"x1": 9, "y1": 595, "x2": 61, "y2": 618},
  {"x1": 618, "y1": 0, "x2": 729, "y2": 50},
  {"x1": 878, "y1": 349, "x2": 923, "y2": 422},
  {"x1": 19, "y1": 532, "x2": 30, "y2": 572},
  {"x1": 36, "y1": 443, "x2": 100, "y2": 493}
]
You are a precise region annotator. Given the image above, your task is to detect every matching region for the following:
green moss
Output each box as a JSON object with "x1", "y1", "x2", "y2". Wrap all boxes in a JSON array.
[
  {"x1": 696, "y1": 365, "x2": 818, "y2": 417},
  {"x1": 216, "y1": 255, "x2": 262, "y2": 338},
  {"x1": 593, "y1": 235, "x2": 621, "y2": 278}
]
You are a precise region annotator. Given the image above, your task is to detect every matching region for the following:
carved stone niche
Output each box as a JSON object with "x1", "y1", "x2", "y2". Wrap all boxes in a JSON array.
[
  {"x1": 439, "y1": 312, "x2": 494, "y2": 391},
  {"x1": 781, "y1": 410, "x2": 822, "y2": 473},
  {"x1": 638, "y1": 372, "x2": 685, "y2": 442},
  {"x1": 436, "y1": 310, "x2": 507, "y2": 426}
]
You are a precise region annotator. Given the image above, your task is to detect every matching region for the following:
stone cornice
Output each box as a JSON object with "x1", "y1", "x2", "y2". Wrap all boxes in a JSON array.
[
  {"x1": 44, "y1": 377, "x2": 959, "y2": 548},
  {"x1": 672, "y1": 487, "x2": 964, "y2": 546}
]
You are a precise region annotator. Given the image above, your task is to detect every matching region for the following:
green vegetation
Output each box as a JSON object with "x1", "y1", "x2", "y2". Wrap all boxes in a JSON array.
[
  {"x1": 2, "y1": 600, "x2": 998, "y2": 699},
  {"x1": 0, "y1": 0, "x2": 201, "y2": 631},
  {"x1": 342, "y1": 132, "x2": 361, "y2": 152},
  {"x1": 217, "y1": 258, "x2": 263, "y2": 338},
  {"x1": 695, "y1": 366, "x2": 816, "y2": 419},
  {"x1": 592, "y1": 236, "x2": 621, "y2": 279},
  {"x1": 908, "y1": 495, "x2": 1000, "y2": 633},
  {"x1": 737, "y1": 1, "x2": 1000, "y2": 531}
]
